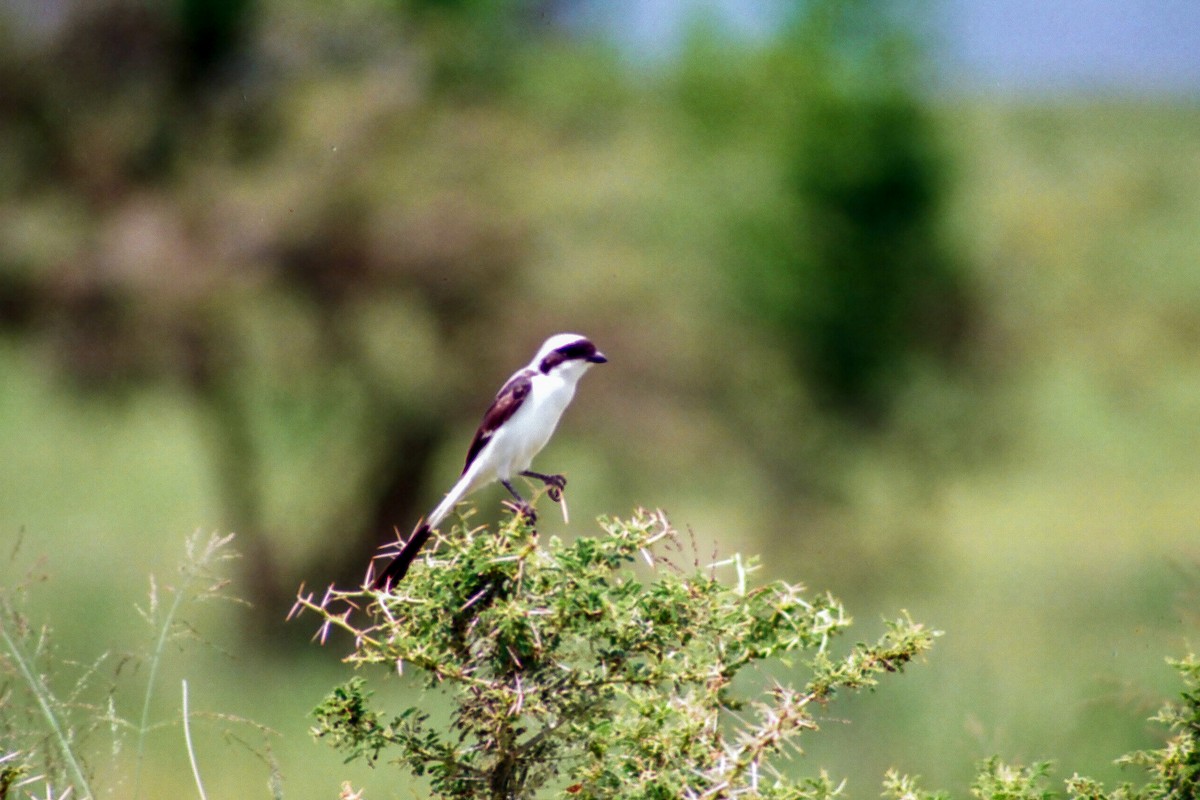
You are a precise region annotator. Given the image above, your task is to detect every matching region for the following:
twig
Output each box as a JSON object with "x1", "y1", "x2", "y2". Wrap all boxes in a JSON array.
[
  {"x1": 0, "y1": 623, "x2": 94, "y2": 798},
  {"x1": 182, "y1": 680, "x2": 208, "y2": 800}
]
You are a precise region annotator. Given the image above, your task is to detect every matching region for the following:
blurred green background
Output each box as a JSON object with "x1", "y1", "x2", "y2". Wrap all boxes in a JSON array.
[{"x1": 2, "y1": 0, "x2": 1199, "y2": 796}]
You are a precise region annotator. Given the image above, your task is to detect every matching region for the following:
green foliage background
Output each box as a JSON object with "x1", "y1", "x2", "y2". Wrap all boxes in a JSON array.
[{"x1": 1, "y1": 0, "x2": 1199, "y2": 797}]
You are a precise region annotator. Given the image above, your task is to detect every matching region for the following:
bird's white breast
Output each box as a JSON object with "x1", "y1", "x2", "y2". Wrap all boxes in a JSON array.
[{"x1": 485, "y1": 373, "x2": 577, "y2": 480}]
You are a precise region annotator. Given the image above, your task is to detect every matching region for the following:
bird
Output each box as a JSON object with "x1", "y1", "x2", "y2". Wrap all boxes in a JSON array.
[{"x1": 372, "y1": 333, "x2": 607, "y2": 588}]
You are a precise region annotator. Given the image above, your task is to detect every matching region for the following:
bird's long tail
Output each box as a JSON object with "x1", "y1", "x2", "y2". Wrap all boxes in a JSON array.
[
  {"x1": 372, "y1": 472, "x2": 477, "y2": 588},
  {"x1": 372, "y1": 522, "x2": 432, "y2": 588}
]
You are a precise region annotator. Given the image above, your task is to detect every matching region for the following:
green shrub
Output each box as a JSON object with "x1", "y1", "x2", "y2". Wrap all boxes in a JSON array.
[{"x1": 300, "y1": 508, "x2": 938, "y2": 798}]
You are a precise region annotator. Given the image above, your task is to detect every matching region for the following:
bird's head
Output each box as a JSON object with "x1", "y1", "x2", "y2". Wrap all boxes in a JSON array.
[{"x1": 532, "y1": 333, "x2": 607, "y2": 380}]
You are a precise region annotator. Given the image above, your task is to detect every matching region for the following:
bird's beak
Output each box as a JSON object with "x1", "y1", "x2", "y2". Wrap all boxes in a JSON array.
[{"x1": 587, "y1": 351, "x2": 608, "y2": 364}]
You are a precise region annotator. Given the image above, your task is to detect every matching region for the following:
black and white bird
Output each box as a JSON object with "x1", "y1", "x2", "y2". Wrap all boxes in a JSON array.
[{"x1": 372, "y1": 333, "x2": 607, "y2": 588}]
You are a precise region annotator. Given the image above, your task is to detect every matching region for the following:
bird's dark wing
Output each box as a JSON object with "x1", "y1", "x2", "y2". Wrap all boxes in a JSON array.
[{"x1": 460, "y1": 368, "x2": 534, "y2": 475}]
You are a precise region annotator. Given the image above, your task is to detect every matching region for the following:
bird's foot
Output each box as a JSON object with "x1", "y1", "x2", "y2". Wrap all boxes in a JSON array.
[
  {"x1": 545, "y1": 474, "x2": 566, "y2": 502},
  {"x1": 504, "y1": 499, "x2": 537, "y2": 524},
  {"x1": 522, "y1": 471, "x2": 567, "y2": 502}
]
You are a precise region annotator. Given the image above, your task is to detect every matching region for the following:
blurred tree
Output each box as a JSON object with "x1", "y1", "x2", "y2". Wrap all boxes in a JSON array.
[
  {"x1": 721, "y1": 0, "x2": 971, "y2": 423},
  {"x1": 175, "y1": 0, "x2": 256, "y2": 90},
  {"x1": 386, "y1": 0, "x2": 574, "y2": 94},
  {"x1": 0, "y1": 0, "x2": 562, "y2": 632}
]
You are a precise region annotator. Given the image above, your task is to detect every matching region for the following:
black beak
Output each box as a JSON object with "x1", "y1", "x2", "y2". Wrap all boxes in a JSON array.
[{"x1": 587, "y1": 351, "x2": 608, "y2": 364}]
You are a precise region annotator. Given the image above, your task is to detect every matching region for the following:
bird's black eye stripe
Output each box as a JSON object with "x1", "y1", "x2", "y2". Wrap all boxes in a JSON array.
[
  {"x1": 557, "y1": 341, "x2": 594, "y2": 360},
  {"x1": 539, "y1": 340, "x2": 595, "y2": 373}
]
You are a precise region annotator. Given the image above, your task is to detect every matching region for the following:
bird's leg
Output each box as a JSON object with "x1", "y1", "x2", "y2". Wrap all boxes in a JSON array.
[
  {"x1": 501, "y1": 479, "x2": 536, "y2": 522},
  {"x1": 520, "y1": 470, "x2": 567, "y2": 502}
]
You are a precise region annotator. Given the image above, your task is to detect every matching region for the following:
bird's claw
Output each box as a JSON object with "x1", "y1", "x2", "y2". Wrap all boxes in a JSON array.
[{"x1": 544, "y1": 474, "x2": 566, "y2": 502}]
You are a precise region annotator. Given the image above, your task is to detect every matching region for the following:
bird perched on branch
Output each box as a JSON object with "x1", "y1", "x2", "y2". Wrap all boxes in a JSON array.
[{"x1": 372, "y1": 333, "x2": 607, "y2": 588}]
